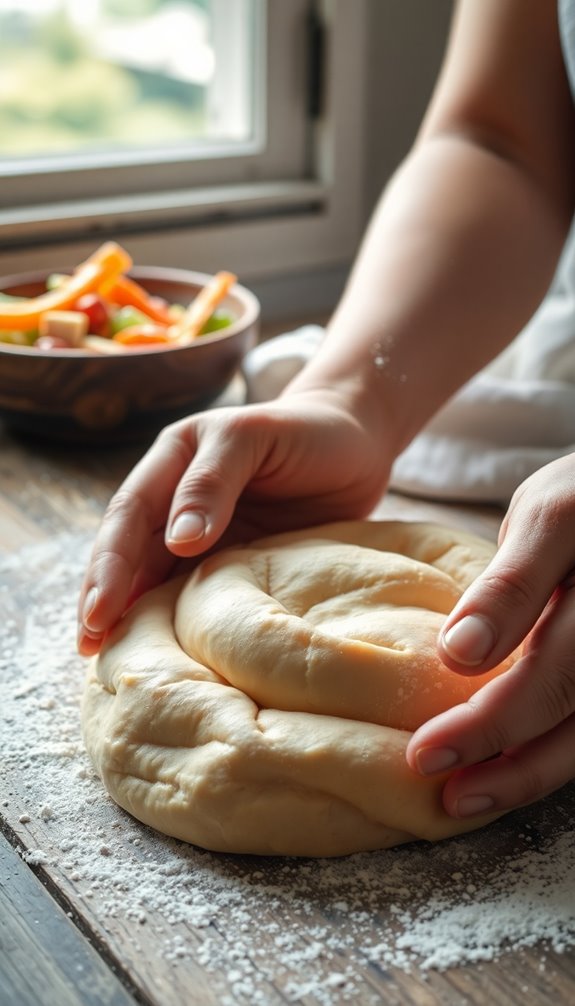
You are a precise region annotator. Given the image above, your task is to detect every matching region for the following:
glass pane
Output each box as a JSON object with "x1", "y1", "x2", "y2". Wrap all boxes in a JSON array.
[{"x1": 0, "y1": 0, "x2": 256, "y2": 162}]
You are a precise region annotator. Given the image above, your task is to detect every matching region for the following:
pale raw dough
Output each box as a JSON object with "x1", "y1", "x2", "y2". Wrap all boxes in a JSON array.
[{"x1": 82, "y1": 520, "x2": 517, "y2": 857}]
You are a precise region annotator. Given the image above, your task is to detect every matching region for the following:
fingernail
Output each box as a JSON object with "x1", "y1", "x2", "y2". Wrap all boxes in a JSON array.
[
  {"x1": 82, "y1": 587, "x2": 99, "y2": 630},
  {"x1": 455, "y1": 794, "x2": 495, "y2": 818},
  {"x1": 168, "y1": 511, "x2": 205, "y2": 543},
  {"x1": 78, "y1": 620, "x2": 103, "y2": 641},
  {"x1": 442, "y1": 614, "x2": 496, "y2": 666},
  {"x1": 77, "y1": 623, "x2": 102, "y2": 655},
  {"x1": 415, "y1": 746, "x2": 459, "y2": 775}
]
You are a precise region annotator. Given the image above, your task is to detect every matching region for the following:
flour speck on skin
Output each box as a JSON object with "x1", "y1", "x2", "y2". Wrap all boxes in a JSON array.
[{"x1": 2, "y1": 533, "x2": 575, "y2": 1005}]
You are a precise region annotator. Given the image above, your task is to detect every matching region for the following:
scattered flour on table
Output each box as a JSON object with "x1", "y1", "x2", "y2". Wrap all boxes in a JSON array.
[{"x1": 2, "y1": 533, "x2": 575, "y2": 1005}]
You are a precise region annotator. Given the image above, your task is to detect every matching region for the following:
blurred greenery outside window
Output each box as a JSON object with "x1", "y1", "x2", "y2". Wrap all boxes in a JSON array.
[{"x1": 0, "y1": 0, "x2": 254, "y2": 161}]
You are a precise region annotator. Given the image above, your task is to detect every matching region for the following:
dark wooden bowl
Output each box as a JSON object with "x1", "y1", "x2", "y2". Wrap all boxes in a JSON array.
[{"x1": 0, "y1": 266, "x2": 260, "y2": 443}]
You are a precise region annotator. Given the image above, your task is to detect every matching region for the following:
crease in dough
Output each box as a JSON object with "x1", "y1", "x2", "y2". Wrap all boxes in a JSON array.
[{"x1": 82, "y1": 519, "x2": 519, "y2": 857}]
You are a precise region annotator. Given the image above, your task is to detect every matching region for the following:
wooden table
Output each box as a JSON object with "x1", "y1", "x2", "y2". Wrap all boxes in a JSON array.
[{"x1": 2, "y1": 411, "x2": 575, "y2": 1006}]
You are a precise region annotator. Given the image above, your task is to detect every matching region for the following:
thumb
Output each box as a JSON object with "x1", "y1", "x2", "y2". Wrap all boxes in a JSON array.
[
  {"x1": 165, "y1": 408, "x2": 269, "y2": 557},
  {"x1": 438, "y1": 518, "x2": 572, "y2": 674}
]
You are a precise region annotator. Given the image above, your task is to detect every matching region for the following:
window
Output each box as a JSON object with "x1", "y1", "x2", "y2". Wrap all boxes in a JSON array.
[
  {"x1": 0, "y1": 0, "x2": 370, "y2": 317},
  {"x1": 0, "y1": 0, "x2": 258, "y2": 160}
]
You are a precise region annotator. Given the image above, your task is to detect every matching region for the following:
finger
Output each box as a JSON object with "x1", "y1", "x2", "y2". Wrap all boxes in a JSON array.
[
  {"x1": 77, "y1": 624, "x2": 107, "y2": 658},
  {"x1": 442, "y1": 711, "x2": 575, "y2": 818},
  {"x1": 77, "y1": 419, "x2": 198, "y2": 645},
  {"x1": 165, "y1": 408, "x2": 273, "y2": 556},
  {"x1": 126, "y1": 526, "x2": 180, "y2": 601},
  {"x1": 407, "y1": 584, "x2": 575, "y2": 778},
  {"x1": 437, "y1": 497, "x2": 575, "y2": 673}
]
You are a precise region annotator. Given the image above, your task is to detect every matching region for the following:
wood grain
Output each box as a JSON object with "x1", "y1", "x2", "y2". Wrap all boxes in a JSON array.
[
  {"x1": 0, "y1": 830, "x2": 138, "y2": 1006},
  {"x1": 2, "y1": 419, "x2": 575, "y2": 1006}
]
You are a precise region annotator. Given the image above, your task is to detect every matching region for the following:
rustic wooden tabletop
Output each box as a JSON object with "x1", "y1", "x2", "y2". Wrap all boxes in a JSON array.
[{"x1": 2, "y1": 404, "x2": 575, "y2": 1006}]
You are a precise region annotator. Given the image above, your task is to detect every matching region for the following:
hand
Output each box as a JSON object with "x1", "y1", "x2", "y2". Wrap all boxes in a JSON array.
[
  {"x1": 406, "y1": 452, "x2": 575, "y2": 819},
  {"x1": 77, "y1": 387, "x2": 389, "y2": 656}
]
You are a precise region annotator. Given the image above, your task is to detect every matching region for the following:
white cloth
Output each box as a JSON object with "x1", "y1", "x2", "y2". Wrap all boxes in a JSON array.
[
  {"x1": 242, "y1": 325, "x2": 326, "y2": 402},
  {"x1": 389, "y1": 227, "x2": 575, "y2": 503}
]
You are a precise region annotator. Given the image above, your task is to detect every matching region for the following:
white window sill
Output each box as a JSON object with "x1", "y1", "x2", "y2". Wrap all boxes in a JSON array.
[{"x1": 0, "y1": 180, "x2": 326, "y2": 246}]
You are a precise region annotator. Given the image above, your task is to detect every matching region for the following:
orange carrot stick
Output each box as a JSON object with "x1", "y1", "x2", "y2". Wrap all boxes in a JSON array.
[
  {"x1": 169, "y1": 271, "x2": 236, "y2": 345},
  {"x1": 106, "y1": 274, "x2": 172, "y2": 325},
  {"x1": 0, "y1": 242, "x2": 132, "y2": 331},
  {"x1": 113, "y1": 324, "x2": 171, "y2": 346}
]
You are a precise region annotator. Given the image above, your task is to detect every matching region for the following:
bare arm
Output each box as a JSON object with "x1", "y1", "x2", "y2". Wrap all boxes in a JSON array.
[{"x1": 288, "y1": 0, "x2": 575, "y2": 453}]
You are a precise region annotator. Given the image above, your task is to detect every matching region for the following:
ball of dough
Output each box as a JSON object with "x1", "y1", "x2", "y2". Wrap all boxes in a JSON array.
[{"x1": 82, "y1": 520, "x2": 516, "y2": 857}]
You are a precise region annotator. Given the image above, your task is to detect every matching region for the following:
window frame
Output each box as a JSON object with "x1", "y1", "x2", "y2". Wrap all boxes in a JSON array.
[
  {"x1": 0, "y1": 0, "x2": 313, "y2": 203},
  {"x1": 0, "y1": 0, "x2": 370, "y2": 310}
]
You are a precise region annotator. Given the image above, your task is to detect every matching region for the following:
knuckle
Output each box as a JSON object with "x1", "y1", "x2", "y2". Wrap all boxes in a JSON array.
[
  {"x1": 104, "y1": 488, "x2": 136, "y2": 521},
  {"x1": 182, "y1": 406, "x2": 254, "y2": 450},
  {"x1": 528, "y1": 487, "x2": 569, "y2": 528},
  {"x1": 505, "y1": 476, "x2": 571, "y2": 548},
  {"x1": 502, "y1": 751, "x2": 544, "y2": 806},
  {"x1": 153, "y1": 419, "x2": 180, "y2": 448},
  {"x1": 105, "y1": 487, "x2": 154, "y2": 532},
  {"x1": 486, "y1": 722, "x2": 514, "y2": 756},
  {"x1": 208, "y1": 406, "x2": 260, "y2": 437},
  {"x1": 534, "y1": 661, "x2": 575, "y2": 724},
  {"x1": 155, "y1": 420, "x2": 177, "y2": 443},
  {"x1": 480, "y1": 564, "x2": 537, "y2": 613},
  {"x1": 155, "y1": 420, "x2": 194, "y2": 461},
  {"x1": 177, "y1": 464, "x2": 229, "y2": 499},
  {"x1": 466, "y1": 698, "x2": 514, "y2": 756}
]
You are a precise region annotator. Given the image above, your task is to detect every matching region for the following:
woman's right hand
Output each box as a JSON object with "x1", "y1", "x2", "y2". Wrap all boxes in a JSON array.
[{"x1": 77, "y1": 386, "x2": 390, "y2": 656}]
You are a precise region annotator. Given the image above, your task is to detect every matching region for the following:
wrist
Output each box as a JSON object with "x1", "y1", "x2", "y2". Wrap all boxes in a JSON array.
[{"x1": 282, "y1": 331, "x2": 414, "y2": 463}]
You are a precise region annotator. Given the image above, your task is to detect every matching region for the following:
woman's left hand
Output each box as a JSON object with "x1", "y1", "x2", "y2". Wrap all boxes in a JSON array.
[{"x1": 406, "y1": 452, "x2": 575, "y2": 819}]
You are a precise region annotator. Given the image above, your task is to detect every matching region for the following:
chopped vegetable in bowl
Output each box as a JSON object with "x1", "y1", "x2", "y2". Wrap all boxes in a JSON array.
[{"x1": 0, "y1": 241, "x2": 237, "y2": 353}]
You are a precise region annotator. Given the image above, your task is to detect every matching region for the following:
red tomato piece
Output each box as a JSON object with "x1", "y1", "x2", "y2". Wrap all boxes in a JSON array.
[{"x1": 73, "y1": 293, "x2": 111, "y2": 337}]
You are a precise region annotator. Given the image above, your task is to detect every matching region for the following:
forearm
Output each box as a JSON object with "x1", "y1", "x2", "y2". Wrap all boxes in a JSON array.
[{"x1": 286, "y1": 133, "x2": 572, "y2": 454}]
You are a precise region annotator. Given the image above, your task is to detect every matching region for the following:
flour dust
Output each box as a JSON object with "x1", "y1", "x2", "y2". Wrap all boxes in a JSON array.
[{"x1": 2, "y1": 534, "x2": 575, "y2": 1005}]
